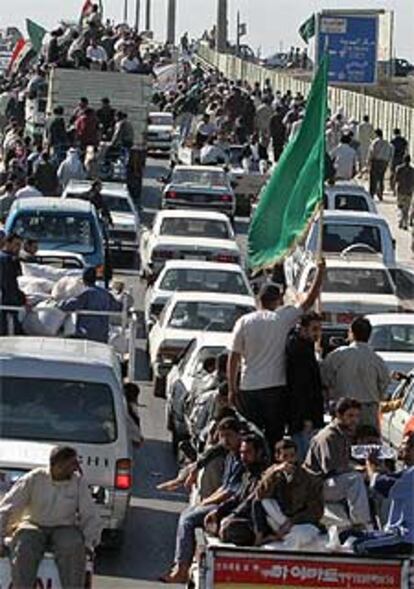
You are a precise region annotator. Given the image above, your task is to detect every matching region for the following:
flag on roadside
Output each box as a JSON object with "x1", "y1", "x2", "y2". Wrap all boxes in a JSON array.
[
  {"x1": 299, "y1": 14, "x2": 316, "y2": 44},
  {"x1": 26, "y1": 19, "x2": 47, "y2": 54},
  {"x1": 248, "y1": 54, "x2": 329, "y2": 272},
  {"x1": 7, "y1": 38, "x2": 27, "y2": 75}
]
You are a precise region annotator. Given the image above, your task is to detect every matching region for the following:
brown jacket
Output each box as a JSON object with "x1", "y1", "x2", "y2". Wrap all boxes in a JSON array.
[
  {"x1": 304, "y1": 420, "x2": 351, "y2": 477},
  {"x1": 256, "y1": 464, "x2": 323, "y2": 526}
]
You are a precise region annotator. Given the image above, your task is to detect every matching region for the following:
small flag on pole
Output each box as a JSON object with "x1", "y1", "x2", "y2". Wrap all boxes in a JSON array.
[
  {"x1": 7, "y1": 38, "x2": 27, "y2": 75},
  {"x1": 26, "y1": 19, "x2": 47, "y2": 54},
  {"x1": 299, "y1": 14, "x2": 316, "y2": 44},
  {"x1": 248, "y1": 54, "x2": 329, "y2": 272}
]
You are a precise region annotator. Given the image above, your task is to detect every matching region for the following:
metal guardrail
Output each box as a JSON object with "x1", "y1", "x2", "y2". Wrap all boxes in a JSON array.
[
  {"x1": 196, "y1": 43, "x2": 414, "y2": 158},
  {"x1": 0, "y1": 298, "x2": 140, "y2": 383}
]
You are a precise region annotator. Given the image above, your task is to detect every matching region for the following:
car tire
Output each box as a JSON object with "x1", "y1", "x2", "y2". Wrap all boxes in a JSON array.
[{"x1": 153, "y1": 375, "x2": 166, "y2": 398}]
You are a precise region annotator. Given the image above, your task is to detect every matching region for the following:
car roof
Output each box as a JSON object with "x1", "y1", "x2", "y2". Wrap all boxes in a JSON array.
[
  {"x1": 193, "y1": 332, "x2": 233, "y2": 349},
  {"x1": 65, "y1": 180, "x2": 129, "y2": 197},
  {"x1": 320, "y1": 210, "x2": 387, "y2": 224},
  {"x1": 33, "y1": 250, "x2": 85, "y2": 261},
  {"x1": 167, "y1": 291, "x2": 255, "y2": 306},
  {"x1": 10, "y1": 197, "x2": 94, "y2": 213},
  {"x1": 155, "y1": 209, "x2": 230, "y2": 221},
  {"x1": 162, "y1": 260, "x2": 244, "y2": 272},
  {"x1": 173, "y1": 165, "x2": 226, "y2": 173},
  {"x1": 366, "y1": 314, "x2": 414, "y2": 326},
  {"x1": 0, "y1": 337, "x2": 117, "y2": 368},
  {"x1": 325, "y1": 183, "x2": 370, "y2": 195}
]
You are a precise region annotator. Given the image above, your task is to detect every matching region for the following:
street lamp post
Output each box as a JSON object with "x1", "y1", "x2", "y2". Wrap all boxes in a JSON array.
[
  {"x1": 216, "y1": 0, "x2": 228, "y2": 53},
  {"x1": 145, "y1": 0, "x2": 151, "y2": 31},
  {"x1": 135, "y1": 0, "x2": 140, "y2": 31},
  {"x1": 123, "y1": 0, "x2": 128, "y2": 24},
  {"x1": 167, "y1": 0, "x2": 176, "y2": 45}
]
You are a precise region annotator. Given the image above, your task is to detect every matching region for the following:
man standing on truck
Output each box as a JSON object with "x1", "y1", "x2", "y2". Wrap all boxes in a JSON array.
[
  {"x1": 59, "y1": 266, "x2": 122, "y2": 343},
  {"x1": 227, "y1": 259, "x2": 325, "y2": 449},
  {"x1": 0, "y1": 446, "x2": 102, "y2": 589}
]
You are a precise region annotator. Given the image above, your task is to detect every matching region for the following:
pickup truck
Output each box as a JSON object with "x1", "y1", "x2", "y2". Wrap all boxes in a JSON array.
[{"x1": 193, "y1": 535, "x2": 414, "y2": 588}]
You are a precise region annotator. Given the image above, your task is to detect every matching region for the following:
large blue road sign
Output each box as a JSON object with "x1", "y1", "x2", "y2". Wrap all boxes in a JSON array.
[{"x1": 317, "y1": 13, "x2": 378, "y2": 85}]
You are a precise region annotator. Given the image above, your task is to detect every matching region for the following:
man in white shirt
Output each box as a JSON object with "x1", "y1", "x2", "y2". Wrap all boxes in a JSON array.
[
  {"x1": 15, "y1": 177, "x2": 43, "y2": 199},
  {"x1": 200, "y1": 136, "x2": 228, "y2": 165},
  {"x1": 0, "y1": 446, "x2": 102, "y2": 589},
  {"x1": 331, "y1": 134, "x2": 358, "y2": 180},
  {"x1": 228, "y1": 259, "x2": 325, "y2": 448},
  {"x1": 86, "y1": 39, "x2": 107, "y2": 66}
]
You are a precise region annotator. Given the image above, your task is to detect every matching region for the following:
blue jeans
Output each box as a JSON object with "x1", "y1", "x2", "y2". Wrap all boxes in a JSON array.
[{"x1": 175, "y1": 504, "x2": 215, "y2": 565}]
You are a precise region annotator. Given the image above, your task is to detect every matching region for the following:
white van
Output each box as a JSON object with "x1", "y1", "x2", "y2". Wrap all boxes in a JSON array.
[{"x1": 0, "y1": 337, "x2": 132, "y2": 547}]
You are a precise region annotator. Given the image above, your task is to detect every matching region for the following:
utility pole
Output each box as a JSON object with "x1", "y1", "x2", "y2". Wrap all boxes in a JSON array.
[
  {"x1": 123, "y1": 0, "x2": 128, "y2": 24},
  {"x1": 135, "y1": 0, "x2": 140, "y2": 31},
  {"x1": 167, "y1": 0, "x2": 176, "y2": 45},
  {"x1": 145, "y1": 0, "x2": 151, "y2": 31},
  {"x1": 236, "y1": 10, "x2": 240, "y2": 56},
  {"x1": 216, "y1": 0, "x2": 228, "y2": 53}
]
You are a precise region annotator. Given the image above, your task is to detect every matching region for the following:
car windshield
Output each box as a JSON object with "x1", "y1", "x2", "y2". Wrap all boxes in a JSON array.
[
  {"x1": 172, "y1": 169, "x2": 228, "y2": 188},
  {"x1": 322, "y1": 223, "x2": 382, "y2": 253},
  {"x1": 13, "y1": 213, "x2": 95, "y2": 254},
  {"x1": 159, "y1": 217, "x2": 230, "y2": 239},
  {"x1": 322, "y1": 268, "x2": 395, "y2": 294},
  {"x1": 102, "y1": 194, "x2": 132, "y2": 213},
  {"x1": 370, "y1": 325, "x2": 414, "y2": 353},
  {"x1": 168, "y1": 301, "x2": 252, "y2": 332},
  {"x1": 333, "y1": 194, "x2": 370, "y2": 211},
  {"x1": 160, "y1": 268, "x2": 249, "y2": 294},
  {"x1": 0, "y1": 377, "x2": 117, "y2": 443},
  {"x1": 150, "y1": 114, "x2": 172, "y2": 125}
]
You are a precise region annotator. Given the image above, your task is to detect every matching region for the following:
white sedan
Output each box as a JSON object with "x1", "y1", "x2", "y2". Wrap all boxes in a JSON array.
[
  {"x1": 367, "y1": 314, "x2": 414, "y2": 376},
  {"x1": 140, "y1": 210, "x2": 241, "y2": 277},
  {"x1": 291, "y1": 257, "x2": 400, "y2": 348},
  {"x1": 144, "y1": 260, "x2": 253, "y2": 330},
  {"x1": 148, "y1": 291, "x2": 255, "y2": 396},
  {"x1": 147, "y1": 111, "x2": 175, "y2": 153},
  {"x1": 62, "y1": 180, "x2": 140, "y2": 258},
  {"x1": 324, "y1": 183, "x2": 377, "y2": 213}
]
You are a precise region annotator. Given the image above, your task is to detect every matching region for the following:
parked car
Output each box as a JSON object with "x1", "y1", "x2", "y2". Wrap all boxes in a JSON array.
[
  {"x1": 62, "y1": 180, "x2": 140, "y2": 264},
  {"x1": 285, "y1": 210, "x2": 396, "y2": 286},
  {"x1": 6, "y1": 198, "x2": 105, "y2": 271},
  {"x1": 324, "y1": 183, "x2": 377, "y2": 213},
  {"x1": 140, "y1": 209, "x2": 241, "y2": 278},
  {"x1": 148, "y1": 291, "x2": 255, "y2": 397},
  {"x1": 290, "y1": 256, "x2": 400, "y2": 351},
  {"x1": 144, "y1": 260, "x2": 253, "y2": 330},
  {"x1": 161, "y1": 165, "x2": 236, "y2": 218},
  {"x1": 165, "y1": 333, "x2": 232, "y2": 450},
  {"x1": 147, "y1": 111, "x2": 175, "y2": 153},
  {"x1": 367, "y1": 314, "x2": 414, "y2": 376},
  {"x1": 0, "y1": 337, "x2": 133, "y2": 547},
  {"x1": 382, "y1": 369, "x2": 414, "y2": 449}
]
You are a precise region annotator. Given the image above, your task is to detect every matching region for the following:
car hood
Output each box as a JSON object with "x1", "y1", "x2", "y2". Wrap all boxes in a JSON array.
[
  {"x1": 148, "y1": 124, "x2": 173, "y2": 133},
  {"x1": 322, "y1": 293, "x2": 400, "y2": 312},
  {"x1": 151, "y1": 236, "x2": 240, "y2": 252}
]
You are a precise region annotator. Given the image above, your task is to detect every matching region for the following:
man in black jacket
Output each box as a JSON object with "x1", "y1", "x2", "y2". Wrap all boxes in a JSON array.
[
  {"x1": 286, "y1": 313, "x2": 324, "y2": 449},
  {"x1": 0, "y1": 233, "x2": 25, "y2": 335}
]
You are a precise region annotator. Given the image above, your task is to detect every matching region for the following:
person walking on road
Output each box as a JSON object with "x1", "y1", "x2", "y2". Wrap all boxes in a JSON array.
[
  {"x1": 368, "y1": 129, "x2": 393, "y2": 201},
  {"x1": 57, "y1": 147, "x2": 86, "y2": 189},
  {"x1": 357, "y1": 115, "x2": 374, "y2": 170},
  {"x1": 0, "y1": 446, "x2": 102, "y2": 589},
  {"x1": 321, "y1": 317, "x2": 390, "y2": 429},
  {"x1": 331, "y1": 134, "x2": 358, "y2": 181},
  {"x1": 390, "y1": 128, "x2": 408, "y2": 193},
  {"x1": 395, "y1": 154, "x2": 414, "y2": 230},
  {"x1": 227, "y1": 259, "x2": 325, "y2": 449},
  {"x1": 269, "y1": 105, "x2": 286, "y2": 162}
]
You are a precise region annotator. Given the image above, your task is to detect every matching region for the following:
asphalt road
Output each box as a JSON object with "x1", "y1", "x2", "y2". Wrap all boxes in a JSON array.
[{"x1": 93, "y1": 157, "x2": 412, "y2": 588}]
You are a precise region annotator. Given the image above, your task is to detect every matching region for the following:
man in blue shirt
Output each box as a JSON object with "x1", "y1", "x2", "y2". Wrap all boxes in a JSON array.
[
  {"x1": 59, "y1": 267, "x2": 122, "y2": 343},
  {"x1": 351, "y1": 431, "x2": 414, "y2": 556},
  {"x1": 160, "y1": 418, "x2": 244, "y2": 584}
]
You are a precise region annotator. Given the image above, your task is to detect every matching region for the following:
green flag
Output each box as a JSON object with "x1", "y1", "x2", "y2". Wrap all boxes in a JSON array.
[
  {"x1": 248, "y1": 54, "x2": 328, "y2": 272},
  {"x1": 299, "y1": 14, "x2": 316, "y2": 44},
  {"x1": 26, "y1": 19, "x2": 47, "y2": 54}
]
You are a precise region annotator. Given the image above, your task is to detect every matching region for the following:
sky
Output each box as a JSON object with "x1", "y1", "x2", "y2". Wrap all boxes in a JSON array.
[{"x1": 1, "y1": 0, "x2": 413, "y2": 60}]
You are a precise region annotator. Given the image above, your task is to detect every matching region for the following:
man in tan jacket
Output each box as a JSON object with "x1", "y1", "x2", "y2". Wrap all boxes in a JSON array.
[{"x1": 0, "y1": 446, "x2": 102, "y2": 589}]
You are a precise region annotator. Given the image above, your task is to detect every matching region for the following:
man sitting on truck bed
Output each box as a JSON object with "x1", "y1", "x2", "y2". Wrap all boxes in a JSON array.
[
  {"x1": 253, "y1": 437, "x2": 323, "y2": 549},
  {"x1": 0, "y1": 446, "x2": 102, "y2": 589},
  {"x1": 304, "y1": 397, "x2": 372, "y2": 530}
]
